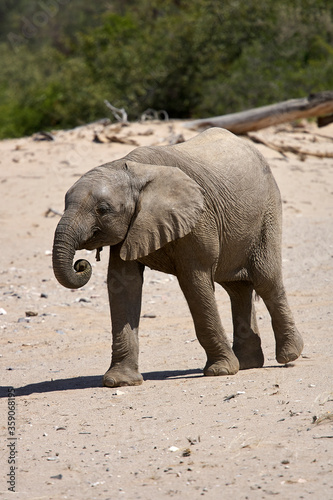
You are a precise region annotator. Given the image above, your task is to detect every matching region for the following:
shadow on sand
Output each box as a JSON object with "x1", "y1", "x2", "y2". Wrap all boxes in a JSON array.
[
  {"x1": 0, "y1": 368, "x2": 203, "y2": 398},
  {"x1": 0, "y1": 364, "x2": 297, "y2": 398}
]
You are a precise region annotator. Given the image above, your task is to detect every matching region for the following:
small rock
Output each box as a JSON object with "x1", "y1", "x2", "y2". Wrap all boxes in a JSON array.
[
  {"x1": 18, "y1": 317, "x2": 30, "y2": 323},
  {"x1": 33, "y1": 131, "x2": 55, "y2": 141},
  {"x1": 25, "y1": 311, "x2": 38, "y2": 317},
  {"x1": 0, "y1": 308, "x2": 7, "y2": 315},
  {"x1": 168, "y1": 446, "x2": 179, "y2": 452},
  {"x1": 40, "y1": 293, "x2": 48, "y2": 299},
  {"x1": 113, "y1": 390, "x2": 126, "y2": 396},
  {"x1": 50, "y1": 474, "x2": 62, "y2": 480}
]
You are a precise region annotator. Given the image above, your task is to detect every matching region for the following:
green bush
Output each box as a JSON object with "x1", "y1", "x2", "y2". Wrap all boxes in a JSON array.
[{"x1": 0, "y1": 0, "x2": 333, "y2": 138}]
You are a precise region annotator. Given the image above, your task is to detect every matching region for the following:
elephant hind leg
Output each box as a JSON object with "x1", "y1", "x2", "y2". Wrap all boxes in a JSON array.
[
  {"x1": 221, "y1": 281, "x2": 264, "y2": 369},
  {"x1": 254, "y1": 279, "x2": 303, "y2": 364}
]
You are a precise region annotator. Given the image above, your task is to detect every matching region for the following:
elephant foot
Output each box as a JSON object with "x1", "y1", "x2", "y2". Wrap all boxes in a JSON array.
[
  {"x1": 204, "y1": 353, "x2": 239, "y2": 377},
  {"x1": 275, "y1": 328, "x2": 304, "y2": 364},
  {"x1": 233, "y1": 342, "x2": 264, "y2": 370},
  {"x1": 103, "y1": 367, "x2": 143, "y2": 388}
]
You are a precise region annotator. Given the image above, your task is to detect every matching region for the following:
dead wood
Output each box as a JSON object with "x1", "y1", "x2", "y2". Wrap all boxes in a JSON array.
[
  {"x1": 317, "y1": 114, "x2": 333, "y2": 127},
  {"x1": 44, "y1": 207, "x2": 62, "y2": 217},
  {"x1": 104, "y1": 100, "x2": 128, "y2": 123},
  {"x1": 106, "y1": 135, "x2": 139, "y2": 146},
  {"x1": 249, "y1": 132, "x2": 333, "y2": 159},
  {"x1": 184, "y1": 92, "x2": 333, "y2": 134}
]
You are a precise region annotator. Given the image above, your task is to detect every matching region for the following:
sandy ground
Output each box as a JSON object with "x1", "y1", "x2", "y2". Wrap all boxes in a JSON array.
[{"x1": 0, "y1": 119, "x2": 332, "y2": 500}]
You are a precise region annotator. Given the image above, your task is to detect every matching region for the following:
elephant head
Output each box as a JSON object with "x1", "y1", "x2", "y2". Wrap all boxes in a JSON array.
[{"x1": 52, "y1": 161, "x2": 204, "y2": 289}]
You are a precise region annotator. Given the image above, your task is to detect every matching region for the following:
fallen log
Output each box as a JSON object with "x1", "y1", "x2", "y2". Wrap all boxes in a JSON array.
[{"x1": 183, "y1": 91, "x2": 333, "y2": 134}]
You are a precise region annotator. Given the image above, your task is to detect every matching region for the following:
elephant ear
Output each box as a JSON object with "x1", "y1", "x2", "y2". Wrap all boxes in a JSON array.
[{"x1": 120, "y1": 161, "x2": 204, "y2": 260}]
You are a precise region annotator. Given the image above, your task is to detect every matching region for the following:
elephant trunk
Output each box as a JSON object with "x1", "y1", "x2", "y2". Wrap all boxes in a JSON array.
[{"x1": 52, "y1": 216, "x2": 92, "y2": 289}]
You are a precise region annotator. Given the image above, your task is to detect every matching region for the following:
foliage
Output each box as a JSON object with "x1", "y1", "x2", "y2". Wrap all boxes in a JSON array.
[{"x1": 0, "y1": 0, "x2": 333, "y2": 138}]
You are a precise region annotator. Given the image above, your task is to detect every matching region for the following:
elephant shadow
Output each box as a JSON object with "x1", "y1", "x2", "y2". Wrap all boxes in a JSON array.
[
  {"x1": 0, "y1": 365, "x2": 297, "y2": 397},
  {"x1": 0, "y1": 369, "x2": 202, "y2": 398}
]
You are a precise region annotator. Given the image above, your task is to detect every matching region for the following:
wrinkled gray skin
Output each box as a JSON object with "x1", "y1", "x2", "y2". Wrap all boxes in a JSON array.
[{"x1": 53, "y1": 128, "x2": 303, "y2": 387}]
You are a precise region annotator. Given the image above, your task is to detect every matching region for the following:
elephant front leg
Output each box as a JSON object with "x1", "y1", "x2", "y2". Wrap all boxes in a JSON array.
[
  {"x1": 103, "y1": 246, "x2": 145, "y2": 388},
  {"x1": 178, "y1": 270, "x2": 239, "y2": 377}
]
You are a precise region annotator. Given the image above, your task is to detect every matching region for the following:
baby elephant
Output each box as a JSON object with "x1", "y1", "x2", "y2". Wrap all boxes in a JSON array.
[{"x1": 53, "y1": 127, "x2": 303, "y2": 387}]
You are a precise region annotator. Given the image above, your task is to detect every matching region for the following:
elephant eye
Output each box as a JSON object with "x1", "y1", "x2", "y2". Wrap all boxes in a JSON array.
[{"x1": 97, "y1": 203, "x2": 110, "y2": 215}]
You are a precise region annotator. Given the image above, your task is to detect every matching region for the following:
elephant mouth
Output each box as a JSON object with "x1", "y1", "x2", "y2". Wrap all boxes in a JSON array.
[
  {"x1": 79, "y1": 230, "x2": 104, "y2": 251},
  {"x1": 80, "y1": 239, "x2": 102, "y2": 251}
]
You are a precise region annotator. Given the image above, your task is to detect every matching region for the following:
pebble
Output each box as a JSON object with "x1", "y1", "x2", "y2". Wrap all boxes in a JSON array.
[
  {"x1": 18, "y1": 317, "x2": 30, "y2": 323},
  {"x1": 113, "y1": 390, "x2": 126, "y2": 396},
  {"x1": 50, "y1": 474, "x2": 63, "y2": 480},
  {"x1": 168, "y1": 446, "x2": 179, "y2": 452}
]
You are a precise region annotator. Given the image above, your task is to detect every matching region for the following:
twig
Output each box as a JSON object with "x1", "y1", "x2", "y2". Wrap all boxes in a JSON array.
[
  {"x1": 302, "y1": 130, "x2": 333, "y2": 142},
  {"x1": 45, "y1": 208, "x2": 62, "y2": 217},
  {"x1": 141, "y1": 108, "x2": 169, "y2": 121},
  {"x1": 224, "y1": 394, "x2": 236, "y2": 402},
  {"x1": 104, "y1": 100, "x2": 128, "y2": 123},
  {"x1": 106, "y1": 135, "x2": 139, "y2": 146},
  {"x1": 249, "y1": 133, "x2": 333, "y2": 158},
  {"x1": 248, "y1": 134, "x2": 288, "y2": 158},
  {"x1": 312, "y1": 412, "x2": 333, "y2": 426},
  {"x1": 33, "y1": 131, "x2": 55, "y2": 141}
]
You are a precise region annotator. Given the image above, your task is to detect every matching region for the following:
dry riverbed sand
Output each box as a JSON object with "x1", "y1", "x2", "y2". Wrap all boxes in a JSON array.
[{"x1": 0, "y1": 120, "x2": 332, "y2": 499}]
